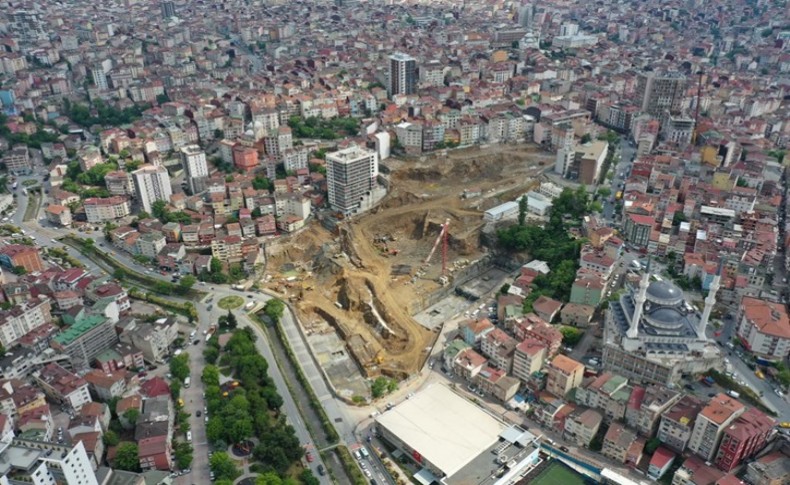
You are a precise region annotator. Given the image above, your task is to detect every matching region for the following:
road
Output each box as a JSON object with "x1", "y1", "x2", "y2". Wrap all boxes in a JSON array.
[
  {"x1": 602, "y1": 137, "x2": 635, "y2": 223},
  {"x1": 705, "y1": 316, "x2": 790, "y2": 421},
  {"x1": 170, "y1": 298, "x2": 335, "y2": 485}
]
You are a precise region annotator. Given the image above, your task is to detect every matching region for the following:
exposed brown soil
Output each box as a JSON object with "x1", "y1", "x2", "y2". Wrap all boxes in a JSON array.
[{"x1": 265, "y1": 145, "x2": 553, "y2": 377}]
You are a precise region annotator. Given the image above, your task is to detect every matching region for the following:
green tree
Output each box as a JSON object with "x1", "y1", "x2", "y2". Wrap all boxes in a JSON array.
[
  {"x1": 500, "y1": 283, "x2": 511, "y2": 295},
  {"x1": 645, "y1": 437, "x2": 661, "y2": 454},
  {"x1": 263, "y1": 299, "x2": 285, "y2": 323},
  {"x1": 103, "y1": 430, "x2": 120, "y2": 446},
  {"x1": 560, "y1": 326, "x2": 585, "y2": 347},
  {"x1": 222, "y1": 310, "x2": 238, "y2": 329},
  {"x1": 580, "y1": 133, "x2": 592, "y2": 144},
  {"x1": 252, "y1": 176, "x2": 272, "y2": 191},
  {"x1": 256, "y1": 472, "x2": 283, "y2": 485},
  {"x1": 170, "y1": 353, "x2": 190, "y2": 381},
  {"x1": 174, "y1": 441, "x2": 193, "y2": 468},
  {"x1": 300, "y1": 469, "x2": 320, "y2": 485},
  {"x1": 210, "y1": 452, "x2": 241, "y2": 481},
  {"x1": 123, "y1": 408, "x2": 140, "y2": 426},
  {"x1": 202, "y1": 365, "x2": 220, "y2": 386},
  {"x1": 371, "y1": 377, "x2": 392, "y2": 398},
  {"x1": 597, "y1": 187, "x2": 611, "y2": 198},
  {"x1": 114, "y1": 442, "x2": 141, "y2": 472},
  {"x1": 518, "y1": 195, "x2": 527, "y2": 226},
  {"x1": 179, "y1": 275, "x2": 197, "y2": 290},
  {"x1": 12, "y1": 266, "x2": 26, "y2": 275}
]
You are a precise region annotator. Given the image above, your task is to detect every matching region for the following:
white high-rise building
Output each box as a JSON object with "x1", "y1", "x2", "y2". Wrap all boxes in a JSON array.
[
  {"x1": 0, "y1": 438, "x2": 98, "y2": 485},
  {"x1": 326, "y1": 146, "x2": 379, "y2": 215},
  {"x1": 180, "y1": 145, "x2": 209, "y2": 194},
  {"x1": 388, "y1": 53, "x2": 417, "y2": 97},
  {"x1": 133, "y1": 164, "x2": 173, "y2": 213}
]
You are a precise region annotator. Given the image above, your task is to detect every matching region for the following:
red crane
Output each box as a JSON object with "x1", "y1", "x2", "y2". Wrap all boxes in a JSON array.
[{"x1": 424, "y1": 218, "x2": 450, "y2": 275}]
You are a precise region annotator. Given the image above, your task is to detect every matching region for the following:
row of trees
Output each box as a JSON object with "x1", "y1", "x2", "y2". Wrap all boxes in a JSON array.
[{"x1": 203, "y1": 327, "x2": 306, "y2": 478}]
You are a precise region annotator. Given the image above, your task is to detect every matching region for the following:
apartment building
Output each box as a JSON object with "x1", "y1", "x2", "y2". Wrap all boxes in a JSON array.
[
  {"x1": 263, "y1": 126, "x2": 293, "y2": 157},
  {"x1": 0, "y1": 439, "x2": 98, "y2": 485},
  {"x1": 118, "y1": 317, "x2": 178, "y2": 364},
  {"x1": 388, "y1": 52, "x2": 417, "y2": 96},
  {"x1": 104, "y1": 171, "x2": 135, "y2": 197},
  {"x1": 0, "y1": 298, "x2": 52, "y2": 348},
  {"x1": 45, "y1": 204, "x2": 72, "y2": 227},
  {"x1": 3, "y1": 145, "x2": 32, "y2": 174},
  {"x1": 687, "y1": 393, "x2": 746, "y2": 462},
  {"x1": 211, "y1": 235, "x2": 243, "y2": 263},
  {"x1": 546, "y1": 355, "x2": 584, "y2": 398},
  {"x1": 601, "y1": 422, "x2": 642, "y2": 465},
  {"x1": 575, "y1": 372, "x2": 632, "y2": 423},
  {"x1": 511, "y1": 339, "x2": 546, "y2": 383},
  {"x1": 714, "y1": 407, "x2": 775, "y2": 472},
  {"x1": 50, "y1": 315, "x2": 119, "y2": 371},
  {"x1": 133, "y1": 164, "x2": 173, "y2": 213},
  {"x1": 326, "y1": 146, "x2": 379, "y2": 215},
  {"x1": 626, "y1": 384, "x2": 682, "y2": 437},
  {"x1": 745, "y1": 451, "x2": 790, "y2": 485},
  {"x1": 84, "y1": 196, "x2": 132, "y2": 223},
  {"x1": 479, "y1": 328, "x2": 517, "y2": 372},
  {"x1": 564, "y1": 408, "x2": 602, "y2": 447},
  {"x1": 181, "y1": 144, "x2": 209, "y2": 194},
  {"x1": 0, "y1": 244, "x2": 45, "y2": 273},
  {"x1": 736, "y1": 296, "x2": 790, "y2": 361},
  {"x1": 33, "y1": 363, "x2": 92, "y2": 411},
  {"x1": 453, "y1": 347, "x2": 488, "y2": 381},
  {"x1": 658, "y1": 395, "x2": 705, "y2": 452}
]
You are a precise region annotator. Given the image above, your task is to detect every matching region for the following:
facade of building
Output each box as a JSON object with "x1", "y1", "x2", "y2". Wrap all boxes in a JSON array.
[
  {"x1": 714, "y1": 407, "x2": 774, "y2": 472},
  {"x1": 325, "y1": 146, "x2": 379, "y2": 215},
  {"x1": 0, "y1": 244, "x2": 45, "y2": 273},
  {"x1": 181, "y1": 144, "x2": 209, "y2": 194},
  {"x1": 84, "y1": 196, "x2": 132, "y2": 223},
  {"x1": 546, "y1": 355, "x2": 584, "y2": 397},
  {"x1": 0, "y1": 298, "x2": 52, "y2": 348},
  {"x1": 736, "y1": 296, "x2": 790, "y2": 362},
  {"x1": 636, "y1": 71, "x2": 687, "y2": 117},
  {"x1": 564, "y1": 408, "x2": 602, "y2": 447},
  {"x1": 133, "y1": 165, "x2": 173, "y2": 214},
  {"x1": 512, "y1": 339, "x2": 546, "y2": 383},
  {"x1": 657, "y1": 395, "x2": 705, "y2": 453},
  {"x1": 687, "y1": 393, "x2": 746, "y2": 462},
  {"x1": 0, "y1": 439, "x2": 98, "y2": 485},
  {"x1": 50, "y1": 315, "x2": 119, "y2": 372},
  {"x1": 388, "y1": 52, "x2": 417, "y2": 97},
  {"x1": 33, "y1": 363, "x2": 92, "y2": 411}
]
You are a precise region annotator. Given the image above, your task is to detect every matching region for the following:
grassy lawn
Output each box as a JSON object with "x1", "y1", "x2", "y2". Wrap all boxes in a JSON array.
[
  {"x1": 218, "y1": 295, "x2": 244, "y2": 310},
  {"x1": 21, "y1": 179, "x2": 38, "y2": 187},
  {"x1": 22, "y1": 190, "x2": 41, "y2": 222},
  {"x1": 530, "y1": 462, "x2": 588, "y2": 485}
]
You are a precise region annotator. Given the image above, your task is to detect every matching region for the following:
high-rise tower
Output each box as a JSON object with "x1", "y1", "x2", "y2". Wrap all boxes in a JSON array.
[{"x1": 388, "y1": 53, "x2": 417, "y2": 98}]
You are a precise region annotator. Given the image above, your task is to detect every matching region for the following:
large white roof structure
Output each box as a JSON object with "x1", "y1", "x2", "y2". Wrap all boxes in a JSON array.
[{"x1": 375, "y1": 384, "x2": 506, "y2": 478}]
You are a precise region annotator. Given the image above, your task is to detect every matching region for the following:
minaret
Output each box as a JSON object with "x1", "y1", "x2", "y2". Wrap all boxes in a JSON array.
[
  {"x1": 698, "y1": 261, "x2": 723, "y2": 338},
  {"x1": 628, "y1": 260, "x2": 651, "y2": 339}
]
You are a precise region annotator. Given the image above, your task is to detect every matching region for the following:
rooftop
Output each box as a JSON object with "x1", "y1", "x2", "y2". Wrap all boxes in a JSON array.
[{"x1": 375, "y1": 384, "x2": 506, "y2": 478}]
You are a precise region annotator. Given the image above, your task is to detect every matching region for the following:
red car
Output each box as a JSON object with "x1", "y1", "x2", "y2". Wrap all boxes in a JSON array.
[{"x1": 305, "y1": 452, "x2": 314, "y2": 463}]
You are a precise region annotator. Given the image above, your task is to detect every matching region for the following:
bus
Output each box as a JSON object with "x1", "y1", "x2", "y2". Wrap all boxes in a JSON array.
[{"x1": 184, "y1": 377, "x2": 191, "y2": 388}]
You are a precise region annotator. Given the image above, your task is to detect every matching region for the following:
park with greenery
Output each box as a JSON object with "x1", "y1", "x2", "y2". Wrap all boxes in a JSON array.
[
  {"x1": 202, "y1": 326, "x2": 314, "y2": 483},
  {"x1": 287, "y1": 116, "x2": 360, "y2": 140},
  {"x1": 218, "y1": 296, "x2": 244, "y2": 310},
  {"x1": 497, "y1": 186, "x2": 589, "y2": 312}
]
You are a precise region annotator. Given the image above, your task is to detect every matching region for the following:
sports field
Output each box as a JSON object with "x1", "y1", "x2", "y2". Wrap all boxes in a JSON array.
[{"x1": 529, "y1": 461, "x2": 588, "y2": 485}]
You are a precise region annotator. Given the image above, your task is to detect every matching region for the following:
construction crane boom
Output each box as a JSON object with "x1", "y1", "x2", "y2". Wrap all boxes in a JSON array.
[{"x1": 424, "y1": 218, "x2": 450, "y2": 266}]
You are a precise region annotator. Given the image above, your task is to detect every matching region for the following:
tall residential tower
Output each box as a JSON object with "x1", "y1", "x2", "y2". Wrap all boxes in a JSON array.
[
  {"x1": 388, "y1": 53, "x2": 417, "y2": 97},
  {"x1": 326, "y1": 146, "x2": 379, "y2": 215}
]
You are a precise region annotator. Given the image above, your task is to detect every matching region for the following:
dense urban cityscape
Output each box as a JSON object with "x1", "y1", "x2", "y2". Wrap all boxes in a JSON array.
[{"x1": 0, "y1": 0, "x2": 789, "y2": 485}]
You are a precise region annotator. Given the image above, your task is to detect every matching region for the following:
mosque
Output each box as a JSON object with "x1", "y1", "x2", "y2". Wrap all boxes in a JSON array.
[{"x1": 602, "y1": 262, "x2": 724, "y2": 385}]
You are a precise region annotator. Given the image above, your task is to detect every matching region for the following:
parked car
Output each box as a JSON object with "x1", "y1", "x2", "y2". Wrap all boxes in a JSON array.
[
  {"x1": 317, "y1": 465, "x2": 325, "y2": 476},
  {"x1": 305, "y1": 452, "x2": 314, "y2": 463}
]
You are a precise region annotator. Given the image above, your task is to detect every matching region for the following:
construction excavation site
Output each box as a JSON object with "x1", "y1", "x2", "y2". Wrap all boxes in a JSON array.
[{"x1": 263, "y1": 145, "x2": 553, "y2": 395}]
